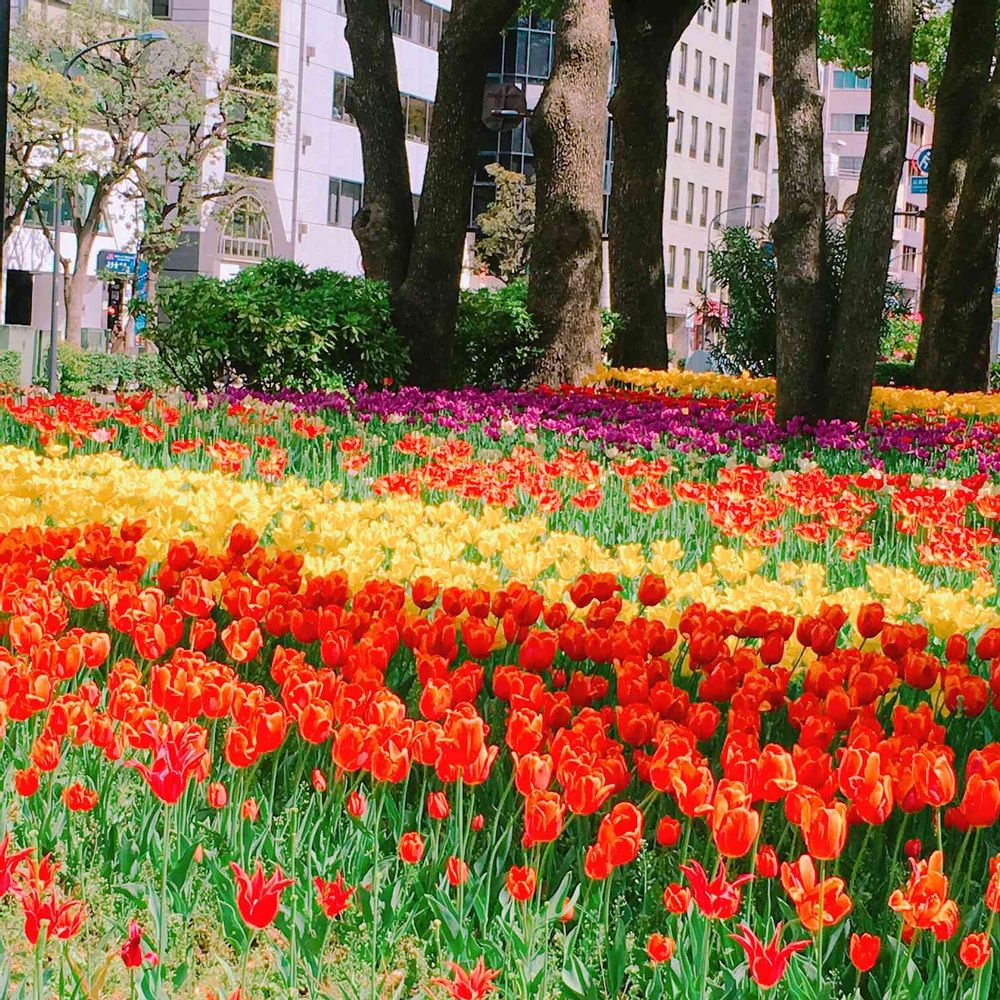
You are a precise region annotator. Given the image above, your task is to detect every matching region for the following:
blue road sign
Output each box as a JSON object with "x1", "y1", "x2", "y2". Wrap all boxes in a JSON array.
[
  {"x1": 910, "y1": 176, "x2": 928, "y2": 195},
  {"x1": 96, "y1": 250, "x2": 137, "y2": 275},
  {"x1": 133, "y1": 260, "x2": 149, "y2": 333},
  {"x1": 914, "y1": 146, "x2": 932, "y2": 175}
]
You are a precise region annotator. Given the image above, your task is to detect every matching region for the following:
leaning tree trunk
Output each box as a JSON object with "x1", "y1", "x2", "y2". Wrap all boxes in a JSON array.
[
  {"x1": 392, "y1": 0, "x2": 519, "y2": 388},
  {"x1": 607, "y1": 0, "x2": 701, "y2": 370},
  {"x1": 915, "y1": 56, "x2": 1000, "y2": 392},
  {"x1": 527, "y1": 0, "x2": 611, "y2": 387},
  {"x1": 343, "y1": 0, "x2": 414, "y2": 289},
  {"x1": 771, "y1": 0, "x2": 828, "y2": 423},
  {"x1": 824, "y1": 0, "x2": 914, "y2": 423},
  {"x1": 913, "y1": 0, "x2": 999, "y2": 388}
]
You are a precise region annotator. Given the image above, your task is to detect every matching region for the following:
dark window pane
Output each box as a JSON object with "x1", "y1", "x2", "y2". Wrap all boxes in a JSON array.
[
  {"x1": 338, "y1": 180, "x2": 363, "y2": 226},
  {"x1": 226, "y1": 140, "x2": 274, "y2": 178},
  {"x1": 527, "y1": 32, "x2": 551, "y2": 79},
  {"x1": 406, "y1": 98, "x2": 428, "y2": 141},
  {"x1": 231, "y1": 34, "x2": 278, "y2": 92},
  {"x1": 233, "y1": 0, "x2": 280, "y2": 41},
  {"x1": 151, "y1": 0, "x2": 170, "y2": 17}
]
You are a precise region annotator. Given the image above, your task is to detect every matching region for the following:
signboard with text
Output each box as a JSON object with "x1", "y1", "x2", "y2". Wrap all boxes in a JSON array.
[
  {"x1": 910, "y1": 176, "x2": 928, "y2": 195},
  {"x1": 96, "y1": 250, "x2": 137, "y2": 276}
]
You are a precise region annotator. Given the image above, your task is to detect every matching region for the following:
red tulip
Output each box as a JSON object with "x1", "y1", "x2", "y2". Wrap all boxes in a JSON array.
[
  {"x1": 120, "y1": 919, "x2": 158, "y2": 969},
  {"x1": 314, "y1": 873, "x2": 355, "y2": 919},
  {"x1": 230, "y1": 861, "x2": 293, "y2": 929},
  {"x1": 849, "y1": 932, "x2": 880, "y2": 973},
  {"x1": 730, "y1": 922, "x2": 810, "y2": 989},
  {"x1": 241, "y1": 798, "x2": 259, "y2": 822},
  {"x1": 446, "y1": 856, "x2": 469, "y2": 887},
  {"x1": 646, "y1": 932, "x2": 675, "y2": 963},
  {"x1": 427, "y1": 791, "x2": 451, "y2": 820},
  {"x1": 429, "y1": 957, "x2": 499, "y2": 999},
  {"x1": 347, "y1": 791, "x2": 367, "y2": 818},
  {"x1": 959, "y1": 932, "x2": 991, "y2": 970},
  {"x1": 399, "y1": 832, "x2": 425, "y2": 864},
  {"x1": 207, "y1": 782, "x2": 228, "y2": 809},
  {"x1": 123, "y1": 722, "x2": 207, "y2": 806},
  {"x1": 505, "y1": 865, "x2": 536, "y2": 902}
]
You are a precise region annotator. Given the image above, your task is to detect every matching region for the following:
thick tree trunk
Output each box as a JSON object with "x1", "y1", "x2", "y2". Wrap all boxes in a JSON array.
[
  {"x1": 918, "y1": 0, "x2": 998, "y2": 322},
  {"x1": 915, "y1": 58, "x2": 1000, "y2": 392},
  {"x1": 526, "y1": 0, "x2": 611, "y2": 387},
  {"x1": 343, "y1": 0, "x2": 414, "y2": 289},
  {"x1": 64, "y1": 264, "x2": 86, "y2": 348},
  {"x1": 824, "y1": 0, "x2": 914, "y2": 423},
  {"x1": 771, "y1": 0, "x2": 828, "y2": 423},
  {"x1": 393, "y1": 0, "x2": 519, "y2": 387},
  {"x1": 607, "y1": 0, "x2": 700, "y2": 370},
  {"x1": 913, "y1": 0, "x2": 999, "y2": 388}
]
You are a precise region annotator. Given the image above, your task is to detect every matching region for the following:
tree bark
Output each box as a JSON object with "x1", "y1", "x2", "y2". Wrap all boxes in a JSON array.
[
  {"x1": 607, "y1": 0, "x2": 701, "y2": 370},
  {"x1": 393, "y1": 0, "x2": 519, "y2": 387},
  {"x1": 919, "y1": 0, "x2": 998, "y2": 321},
  {"x1": 526, "y1": 0, "x2": 610, "y2": 387},
  {"x1": 913, "y1": 0, "x2": 999, "y2": 387},
  {"x1": 343, "y1": 0, "x2": 414, "y2": 289},
  {"x1": 915, "y1": 56, "x2": 1000, "y2": 392},
  {"x1": 771, "y1": 0, "x2": 829, "y2": 422},
  {"x1": 824, "y1": 0, "x2": 914, "y2": 422}
]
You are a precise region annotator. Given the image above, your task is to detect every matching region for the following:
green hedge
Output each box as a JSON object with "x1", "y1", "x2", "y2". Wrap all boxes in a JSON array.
[
  {"x1": 0, "y1": 350, "x2": 21, "y2": 387},
  {"x1": 33, "y1": 345, "x2": 169, "y2": 395}
]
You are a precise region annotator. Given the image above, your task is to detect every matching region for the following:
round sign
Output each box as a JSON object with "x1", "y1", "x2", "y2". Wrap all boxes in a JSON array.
[{"x1": 913, "y1": 145, "x2": 932, "y2": 176}]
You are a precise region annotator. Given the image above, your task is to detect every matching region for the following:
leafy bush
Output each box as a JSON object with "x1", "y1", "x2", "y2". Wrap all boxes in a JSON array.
[
  {"x1": 0, "y1": 350, "x2": 21, "y2": 387},
  {"x1": 32, "y1": 346, "x2": 171, "y2": 395},
  {"x1": 879, "y1": 312, "x2": 921, "y2": 363},
  {"x1": 452, "y1": 280, "x2": 542, "y2": 388},
  {"x1": 873, "y1": 361, "x2": 916, "y2": 386},
  {"x1": 709, "y1": 225, "x2": 907, "y2": 377},
  {"x1": 152, "y1": 259, "x2": 407, "y2": 392}
]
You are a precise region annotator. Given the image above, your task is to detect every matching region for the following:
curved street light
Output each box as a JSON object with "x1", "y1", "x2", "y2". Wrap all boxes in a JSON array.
[
  {"x1": 47, "y1": 30, "x2": 167, "y2": 394},
  {"x1": 700, "y1": 202, "x2": 767, "y2": 294}
]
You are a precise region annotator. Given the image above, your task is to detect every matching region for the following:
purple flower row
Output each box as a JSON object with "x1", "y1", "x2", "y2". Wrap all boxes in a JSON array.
[{"x1": 208, "y1": 385, "x2": 1000, "y2": 473}]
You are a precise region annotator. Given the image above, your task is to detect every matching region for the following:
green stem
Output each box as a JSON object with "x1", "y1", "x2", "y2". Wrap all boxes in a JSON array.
[
  {"x1": 456, "y1": 777, "x2": 466, "y2": 919},
  {"x1": 817, "y1": 859, "x2": 826, "y2": 990},
  {"x1": 33, "y1": 927, "x2": 46, "y2": 1000},
  {"x1": 370, "y1": 789, "x2": 384, "y2": 1000},
  {"x1": 698, "y1": 917, "x2": 713, "y2": 1000},
  {"x1": 158, "y1": 803, "x2": 173, "y2": 980},
  {"x1": 848, "y1": 823, "x2": 874, "y2": 892},
  {"x1": 289, "y1": 806, "x2": 299, "y2": 998},
  {"x1": 238, "y1": 931, "x2": 255, "y2": 997},
  {"x1": 889, "y1": 921, "x2": 904, "y2": 994}
]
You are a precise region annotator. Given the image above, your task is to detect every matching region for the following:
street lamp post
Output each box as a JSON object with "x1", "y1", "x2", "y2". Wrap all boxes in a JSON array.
[
  {"x1": 46, "y1": 30, "x2": 166, "y2": 395},
  {"x1": 700, "y1": 202, "x2": 765, "y2": 294}
]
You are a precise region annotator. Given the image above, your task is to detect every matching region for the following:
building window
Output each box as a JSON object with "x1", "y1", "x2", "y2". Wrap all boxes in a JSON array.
[
  {"x1": 220, "y1": 195, "x2": 273, "y2": 260},
  {"x1": 690, "y1": 116, "x2": 698, "y2": 158},
  {"x1": 704, "y1": 122, "x2": 712, "y2": 163},
  {"x1": 333, "y1": 72, "x2": 353, "y2": 121},
  {"x1": 833, "y1": 69, "x2": 872, "y2": 90},
  {"x1": 914, "y1": 74, "x2": 928, "y2": 108},
  {"x1": 717, "y1": 126, "x2": 726, "y2": 167},
  {"x1": 831, "y1": 113, "x2": 870, "y2": 133},
  {"x1": 686, "y1": 182, "x2": 695, "y2": 224},
  {"x1": 700, "y1": 186, "x2": 709, "y2": 227},
  {"x1": 401, "y1": 93, "x2": 434, "y2": 143},
  {"x1": 901, "y1": 245, "x2": 917, "y2": 272},
  {"x1": 725, "y1": 1, "x2": 733, "y2": 39},
  {"x1": 151, "y1": 0, "x2": 170, "y2": 17},
  {"x1": 760, "y1": 14, "x2": 773, "y2": 53},
  {"x1": 698, "y1": 250, "x2": 706, "y2": 290},
  {"x1": 682, "y1": 248, "x2": 691, "y2": 289},
  {"x1": 711, "y1": 3, "x2": 719, "y2": 32},
  {"x1": 697, "y1": 7, "x2": 705, "y2": 25},
  {"x1": 909, "y1": 118, "x2": 925, "y2": 146},
  {"x1": 670, "y1": 178, "x2": 680, "y2": 221},
  {"x1": 753, "y1": 133, "x2": 767, "y2": 171},
  {"x1": 227, "y1": 0, "x2": 281, "y2": 178},
  {"x1": 678, "y1": 43, "x2": 688, "y2": 85},
  {"x1": 721, "y1": 63, "x2": 730, "y2": 104},
  {"x1": 904, "y1": 202, "x2": 921, "y2": 230},
  {"x1": 694, "y1": 49, "x2": 702, "y2": 91},
  {"x1": 667, "y1": 245, "x2": 676, "y2": 287},
  {"x1": 714, "y1": 189, "x2": 723, "y2": 221},
  {"x1": 756, "y1": 74, "x2": 771, "y2": 112},
  {"x1": 708, "y1": 56, "x2": 716, "y2": 98},
  {"x1": 838, "y1": 155, "x2": 865, "y2": 174},
  {"x1": 329, "y1": 177, "x2": 364, "y2": 227},
  {"x1": 389, "y1": 0, "x2": 450, "y2": 51},
  {"x1": 750, "y1": 194, "x2": 766, "y2": 228},
  {"x1": 673, "y1": 110, "x2": 684, "y2": 154}
]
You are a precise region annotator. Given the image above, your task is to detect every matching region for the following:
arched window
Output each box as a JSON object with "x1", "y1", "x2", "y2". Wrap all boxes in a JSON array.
[
  {"x1": 220, "y1": 195, "x2": 272, "y2": 260},
  {"x1": 842, "y1": 194, "x2": 857, "y2": 219}
]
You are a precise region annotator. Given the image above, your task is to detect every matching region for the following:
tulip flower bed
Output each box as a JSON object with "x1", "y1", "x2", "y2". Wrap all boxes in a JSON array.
[{"x1": 0, "y1": 389, "x2": 999, "y2": 999}]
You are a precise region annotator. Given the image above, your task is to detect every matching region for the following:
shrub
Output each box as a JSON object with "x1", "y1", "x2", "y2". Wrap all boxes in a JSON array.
[
  {"x1": 0, "y1": 350, "x2": 21, "y2": 388},
  {"x1": 452, "y1": 280, "x2": 542, "y2": 388},
  {"x1": 152, "y1": 259, "x2": 407, "y2": 392},
  {"x1": 874, "y1": 361, "x2": 916, "y2": 387},
  {"x1": 880, "y1": 312, "x2": 921, "y2": 363},
  {"x1": 709, "y1": 225, "x2": 907, "y2": 377}
]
